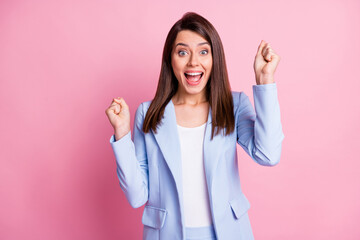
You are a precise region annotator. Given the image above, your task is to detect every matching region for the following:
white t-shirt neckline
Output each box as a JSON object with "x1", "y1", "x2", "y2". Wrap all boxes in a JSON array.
[{"x1": 176, "y1": 122, "x2": 207, "y2": 129}]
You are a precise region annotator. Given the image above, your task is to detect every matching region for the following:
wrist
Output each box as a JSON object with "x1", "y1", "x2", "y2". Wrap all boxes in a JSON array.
[
  {"x1": 256, "y1": 75, "x2": 275, "y2": 85},
  {"x1": 114, "y1": 129, "x2": 130, "y2": 141}
]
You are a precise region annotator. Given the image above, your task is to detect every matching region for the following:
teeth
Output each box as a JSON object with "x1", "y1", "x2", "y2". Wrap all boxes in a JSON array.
[{"x1": 185, "y1": 72, "x2": 202, "y2": 76}]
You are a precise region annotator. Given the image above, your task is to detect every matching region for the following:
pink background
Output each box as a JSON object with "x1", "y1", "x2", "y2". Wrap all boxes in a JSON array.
[{"x1": 1, "y1": 0, "x2": 359, "y2": 239}]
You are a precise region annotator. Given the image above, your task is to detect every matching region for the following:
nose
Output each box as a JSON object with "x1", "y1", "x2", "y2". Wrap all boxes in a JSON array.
[{"x1": 187, "y1": 53, "x2": 199, "y2": 67}]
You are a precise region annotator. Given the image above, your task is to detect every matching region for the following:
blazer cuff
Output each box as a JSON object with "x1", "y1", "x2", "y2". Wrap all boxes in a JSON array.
[
  {"x1": 109, "y1": 131, "x2": 132, "y2": 145},
  {"x1": 252, "y1": 82, "x2": 277, "y2": 92}
]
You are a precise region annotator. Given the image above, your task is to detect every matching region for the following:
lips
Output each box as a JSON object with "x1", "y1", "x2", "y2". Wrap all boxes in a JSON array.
[{"x1": 184, "y1": 71, "x2": 203, "y2": 86}]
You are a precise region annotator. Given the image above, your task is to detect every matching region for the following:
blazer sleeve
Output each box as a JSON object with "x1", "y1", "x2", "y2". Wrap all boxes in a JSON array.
[
  {"x1": 236, "y1": 83, "x2": 285, "y2": 166},
  {"x1": 109, "y1": 103, "x2": 149, "y2": 208}
]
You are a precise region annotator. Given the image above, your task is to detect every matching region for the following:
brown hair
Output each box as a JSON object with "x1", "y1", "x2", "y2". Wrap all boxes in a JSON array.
[{"x1": 142, "y1": 12, "x2": 234, "y2": 139}]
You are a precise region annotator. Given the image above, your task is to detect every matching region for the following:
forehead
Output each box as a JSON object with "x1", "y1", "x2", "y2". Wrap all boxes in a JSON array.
[{"x1": 174, "y1": 30, "x2": 209, "y2": 46}]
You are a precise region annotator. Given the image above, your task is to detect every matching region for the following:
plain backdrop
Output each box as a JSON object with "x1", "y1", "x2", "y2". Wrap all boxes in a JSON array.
[{"x1": 1, "y1": 0, "x2": 360, "y2": 239}]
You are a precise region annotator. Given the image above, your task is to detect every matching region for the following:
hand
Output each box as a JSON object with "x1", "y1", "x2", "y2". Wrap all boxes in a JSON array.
[
  {"x1": 105, "y1": 97, "x2": 131, "y2": 141},
  {"x1": 253, "y1": 40, "x2": 281, "y2": 85}
]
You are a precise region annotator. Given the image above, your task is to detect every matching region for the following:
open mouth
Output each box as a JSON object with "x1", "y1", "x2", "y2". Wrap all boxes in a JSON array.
[{"x1": 184, "y1": 72, "x2": 203, "y2": 85}]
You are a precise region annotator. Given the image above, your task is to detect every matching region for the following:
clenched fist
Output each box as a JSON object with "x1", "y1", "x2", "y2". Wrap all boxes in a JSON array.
[
  {"x1": 253, "y1": 40, "x2": 281, "y2": 85},
  {"x1": 105, "y1": 97, "x2": 131, "y2": 141}
]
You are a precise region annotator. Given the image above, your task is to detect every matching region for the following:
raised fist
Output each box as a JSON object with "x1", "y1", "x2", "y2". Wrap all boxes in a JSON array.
[{"x1": 105, "y1": 97, "x2": 131, "y2": 141}]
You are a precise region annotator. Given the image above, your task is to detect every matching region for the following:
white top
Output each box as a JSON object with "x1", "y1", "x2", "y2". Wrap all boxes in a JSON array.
[{"x1": 176, "y1": 123, "x2": 213, "y2": 227}]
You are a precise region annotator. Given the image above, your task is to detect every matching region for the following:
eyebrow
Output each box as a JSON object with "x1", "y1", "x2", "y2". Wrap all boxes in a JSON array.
[{"x1": 175, "y1": 42, "x2": 210, "y2": 47}]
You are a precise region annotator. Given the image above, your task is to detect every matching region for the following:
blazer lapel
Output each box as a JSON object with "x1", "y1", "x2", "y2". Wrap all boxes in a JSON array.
[
  {"x1": 152, "y1": 100, "x2": 221, "y2": 216},
  {"x1": 152, "y1": 99, "x2": 184, "y2": 209},
  {"x1": 203, "y1": 107, "x2": 223, "y2": 196}
]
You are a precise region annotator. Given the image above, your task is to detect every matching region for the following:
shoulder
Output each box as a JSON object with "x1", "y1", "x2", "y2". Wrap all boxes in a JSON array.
[
  {"x1": 134, "y1": 100, "x2": 152, "y2": 122},
  {"x1": 231, "y1": 91, "x2": 249, "y2": 109},
  {"x1": 138, "y1": 100, "x2": 152, "y2": 112}
]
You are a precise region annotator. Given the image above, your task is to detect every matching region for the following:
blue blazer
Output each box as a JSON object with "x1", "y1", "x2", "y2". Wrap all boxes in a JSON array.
[{"x1": 110, "y1": 83, "x2": 284, "y2": 240}]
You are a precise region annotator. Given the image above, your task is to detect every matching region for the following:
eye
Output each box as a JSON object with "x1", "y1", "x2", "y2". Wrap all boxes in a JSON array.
[
  {"x1": 178, "y1": 50, "x2": 187, "y2": 56},
  {"x1": 200, "y1": 50, "x2": 208, "y2": 55}
]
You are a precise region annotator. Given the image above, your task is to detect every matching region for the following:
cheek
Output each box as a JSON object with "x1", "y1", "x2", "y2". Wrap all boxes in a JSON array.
[
  {"x1": 171, "y1": 59, "x2": 179, "y2": 74},
  {"x1": 172, "y1": 65, "x2": 182, "y2": 78},
  {"x1": 204, "y1": 59, "x2": 213, "y2": 81},
  {"x1": 172, "y1": 58, "x2": 185, "y2": 78},
  {"x1": 171, "y1": 65, "x2": 182, "y2": 82},
  {"x1": 203, "y1": 57, "x2": 213, "y2": 69}
]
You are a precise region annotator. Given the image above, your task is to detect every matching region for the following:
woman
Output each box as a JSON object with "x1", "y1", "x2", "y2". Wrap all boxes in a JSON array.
[{"x1": 105, "y1": 12, "x2": 284, "y2": 240}]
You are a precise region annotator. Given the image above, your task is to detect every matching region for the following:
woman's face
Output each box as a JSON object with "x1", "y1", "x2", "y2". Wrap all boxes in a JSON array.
[{"x1": 171, "y1": 30, "x2": 213, "y2": 97}]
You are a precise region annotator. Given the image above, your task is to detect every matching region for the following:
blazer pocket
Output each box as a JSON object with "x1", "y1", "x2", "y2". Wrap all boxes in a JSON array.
[
  {"x1": 229, "y1": 193, "x2": 251, "y2": 219},
  {"x1": 141, "y1": 205, "x2": 167, "y2": 229}
]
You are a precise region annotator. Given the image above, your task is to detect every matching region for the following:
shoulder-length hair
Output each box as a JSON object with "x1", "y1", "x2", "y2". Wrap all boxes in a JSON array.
[{"x1": 143, "y1": 12, "x2": 234, "y2": 140}]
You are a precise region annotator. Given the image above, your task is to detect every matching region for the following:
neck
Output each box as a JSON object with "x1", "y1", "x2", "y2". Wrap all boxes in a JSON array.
[{"x1": 172, "y1": 88, "x2": 208, "y2": 105}]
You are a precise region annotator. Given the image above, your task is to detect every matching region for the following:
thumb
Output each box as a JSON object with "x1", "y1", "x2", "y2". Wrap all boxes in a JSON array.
[{"x1": 115, "y1": 104, "x2": 120, "y2": 114}]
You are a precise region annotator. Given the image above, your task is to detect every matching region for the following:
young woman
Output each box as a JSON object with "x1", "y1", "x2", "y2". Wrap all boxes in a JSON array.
[{"x1": 105, "y1": 12, "x2": 284, "y2": 240}]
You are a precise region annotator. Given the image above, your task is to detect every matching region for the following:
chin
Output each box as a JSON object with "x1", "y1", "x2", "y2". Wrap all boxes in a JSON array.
[{"x1": 181, "y1": 80, "x2": 208, "y2": 95}]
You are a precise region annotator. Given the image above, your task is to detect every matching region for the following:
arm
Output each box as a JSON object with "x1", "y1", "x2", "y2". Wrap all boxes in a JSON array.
[
  {"x1": 236, "y1": 83, "x2": 284, "y2": 166},
  {"x1": 109, "y1": 103, "x2": 149, "y2": 208}
]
